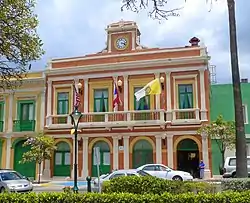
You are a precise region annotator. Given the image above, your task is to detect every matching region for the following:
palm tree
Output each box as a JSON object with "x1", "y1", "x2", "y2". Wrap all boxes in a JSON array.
[{"x1": 121, "y1": 0, "x2": 247, "y2": 178}]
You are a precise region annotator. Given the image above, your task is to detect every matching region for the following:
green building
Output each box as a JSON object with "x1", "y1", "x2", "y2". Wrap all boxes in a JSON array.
[{"x1": 210, "y1": 80, "x2": 250, "y2": 175}]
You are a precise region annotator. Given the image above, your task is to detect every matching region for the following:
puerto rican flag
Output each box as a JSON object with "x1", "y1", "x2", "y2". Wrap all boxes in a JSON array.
[{"x1": 113, "y1": 82, "x2": 121, "y2": 111}]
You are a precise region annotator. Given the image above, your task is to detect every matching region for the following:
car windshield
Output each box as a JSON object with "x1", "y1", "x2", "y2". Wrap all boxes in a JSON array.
[{"x1": 0, "y1": 172, "x2": 22, "y2": 181}]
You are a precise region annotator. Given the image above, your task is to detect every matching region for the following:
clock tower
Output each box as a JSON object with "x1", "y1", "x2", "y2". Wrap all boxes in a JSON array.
[{"x1": 105, "y1": 20, "x2": 141, "y2": 53}]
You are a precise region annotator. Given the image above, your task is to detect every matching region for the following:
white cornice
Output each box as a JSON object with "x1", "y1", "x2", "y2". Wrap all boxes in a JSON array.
[
  {"x1": 46, "y1": 56, "x2": 209, "y2": 77},
  {"x1": 47, "y1": 65, "x2": 206, "y2": 82},
  {"x1": 50, "y1": 46, "x2": 203, "y2": 63},
  {"x1": 1, "y1": 87, "x2": 45, "y2": 94},
  {"x1": 44, "y1": 130, "x2": 199, "y2": 138}
]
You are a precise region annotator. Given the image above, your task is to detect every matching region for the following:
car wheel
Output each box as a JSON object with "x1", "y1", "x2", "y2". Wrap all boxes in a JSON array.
[
  {"x1": 0, "y1": 187, "x2": 5, "y2": 193},
  {"x1": 232, "y1": 172, "x2": 236, "y2": 178},
  {"x1": 172, "y1": 176, "x2": 183, "y2": 181}
]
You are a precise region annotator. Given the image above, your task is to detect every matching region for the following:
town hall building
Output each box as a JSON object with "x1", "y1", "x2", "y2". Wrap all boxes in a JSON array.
[{"x1": 42, "y1": 20, "x2": 212, "y2": 179}]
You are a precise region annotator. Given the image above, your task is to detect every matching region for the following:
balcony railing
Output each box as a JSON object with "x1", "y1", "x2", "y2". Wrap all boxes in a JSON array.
[
  {"x1": 13, "y1": 120, "x2": 36, "y2": 132},
  {"x1": 0, "y1": 121, "x2": 3, "y2": 132},
  {"x1": 172, "y1": 108, "x2": 200, "y2": 125},
  {"x1": 46, "y1": 108, "x2": 202, "y2": 129},
  {"x1": 46, "y1": 110, "x2": 165, "y2": 129}
]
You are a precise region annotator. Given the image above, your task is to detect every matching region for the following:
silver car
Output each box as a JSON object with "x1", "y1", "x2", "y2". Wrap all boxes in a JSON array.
[
  {"x1": 0, "y1": 170, "x2": 33, "y2": 193},
  {"x1": 93, "y1": 169, "x2": 151, "y2": 190},
  {"x1": 223, "y1": 156, "x2": 250, "y2": 178}
]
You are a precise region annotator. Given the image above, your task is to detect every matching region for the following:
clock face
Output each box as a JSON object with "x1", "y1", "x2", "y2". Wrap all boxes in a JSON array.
[{"x1": 115, "y1": 37, "x2": 128, "y2": 50}]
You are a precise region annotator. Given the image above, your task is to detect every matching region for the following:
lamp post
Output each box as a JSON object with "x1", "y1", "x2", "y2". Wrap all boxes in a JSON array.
[{"x1": 70, "y1": 106, "x2": 82, "y2": 193}]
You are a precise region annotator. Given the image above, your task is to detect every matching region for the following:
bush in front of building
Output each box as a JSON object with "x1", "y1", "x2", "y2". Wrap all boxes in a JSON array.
[
  {"x1": 221, "y1": 178, "x2": 250, "y2": 192},
  {"x1": 0, "y1": 191, "x2": 249, "y2": 202},
  {"x1": 102, "y1": 176, "x2": 216, "y2": 194}
]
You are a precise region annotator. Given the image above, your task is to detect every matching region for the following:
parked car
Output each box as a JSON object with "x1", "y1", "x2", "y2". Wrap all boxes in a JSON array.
[
  {"x1": 93, "y1": 169, "x2": 151, "y2": 188},
  {"x1": 0, "y1": 169, "x2": 33, "y2": 193},
  {"x1": 137, "y1": 164, "x2": 193, "y2": 181},
  {"x1": 222, "y1": 156, "x2": 250, "y2": 178}
]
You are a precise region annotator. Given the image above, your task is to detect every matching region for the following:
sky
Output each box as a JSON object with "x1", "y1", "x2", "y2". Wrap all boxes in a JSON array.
[{"x1": 33, "y1": 0, "x2": 249, "y2": 83}]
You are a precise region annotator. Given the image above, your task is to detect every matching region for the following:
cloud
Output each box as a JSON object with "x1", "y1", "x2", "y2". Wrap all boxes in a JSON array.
[{"x1": 32, "y1": 0, "x2": 250, "y2": 84}]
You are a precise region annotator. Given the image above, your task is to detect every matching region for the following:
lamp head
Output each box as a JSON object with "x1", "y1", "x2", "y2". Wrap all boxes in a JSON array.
[
  {"x1": 77, "y1": 82, "x2": 82, "y2": 89},
  {"x1": 160, "y1": 76, "x2": 164, "y2": 83},
  {"x1": 117, "y1": 79, "x2": 122, "y2": 87},
  {"x1": 70, "y1": 108, "x2": 82, "y2": 126}
]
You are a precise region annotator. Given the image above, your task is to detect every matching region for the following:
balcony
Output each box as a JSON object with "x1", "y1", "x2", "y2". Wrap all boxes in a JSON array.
[
  {"x1": 46, "y1": 110, "x2": 166, "y2": 129},
  {"x1": 46, "y1": 108, "x2": 202, "y2": 130},
  {"x1": 172, "y1": 108, "x2": 201, "y2": 125},
  {"x1": 13, "y1": 120, "x2": 36, "y2": 132},
  {"x1": 0, "y1": 121, "x2": 3, "y2": 132}
]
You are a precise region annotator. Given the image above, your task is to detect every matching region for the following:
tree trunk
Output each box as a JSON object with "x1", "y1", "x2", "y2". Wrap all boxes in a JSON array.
[
  {"x1": 227, "y1": 0, "x2": 247, "y2": 178},
  {"x1": 38, "y1": 162, "x2": 41, "y2": 184}
]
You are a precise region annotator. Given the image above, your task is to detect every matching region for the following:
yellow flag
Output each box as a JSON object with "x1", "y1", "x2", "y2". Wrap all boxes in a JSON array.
[
  {"x1": 70, "y1": 129, "x2": 75, "y2": 135},
  {"x1": 146, "y1": 78, "x2": 161, "y2": 95}
]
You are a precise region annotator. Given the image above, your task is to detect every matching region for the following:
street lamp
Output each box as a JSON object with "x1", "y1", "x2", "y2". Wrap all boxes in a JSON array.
[{"x1": 70, "y1": 107, "x2": 82, "y2": 193}]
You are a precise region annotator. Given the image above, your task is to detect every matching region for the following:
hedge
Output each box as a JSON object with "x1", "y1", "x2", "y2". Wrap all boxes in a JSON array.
[
  {"x1": 102, "y1": 176, "x2": 217, "y2": 194},
  {"x1": 0, "y1": 191, "x2": 249, "y2": 203},
  {"x1": 221, "y1": 178, "x2": 250, "y2": 191}
]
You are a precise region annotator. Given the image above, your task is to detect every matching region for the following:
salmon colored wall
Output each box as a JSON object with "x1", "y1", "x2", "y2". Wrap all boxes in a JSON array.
[{"x1": 51, "y1": 49, "x2": 201, "y2": 69}]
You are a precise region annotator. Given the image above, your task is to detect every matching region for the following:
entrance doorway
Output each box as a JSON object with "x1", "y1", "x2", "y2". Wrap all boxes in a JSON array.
[
  {"x1": 132, "y1": 139, "x2": 153, "y2": 169},
  {"x1": 91, "y1": 141, "x2": 111, "y2": 177},
  {"x1": 53, "y1": 142, "x2": 71, "y2": 177},
  {"x1": 177, "y1": 138, "x2": 200, "y2": 178},
  {"x1": 14, "y1": 140, "x2": 36, "y2": 179}
]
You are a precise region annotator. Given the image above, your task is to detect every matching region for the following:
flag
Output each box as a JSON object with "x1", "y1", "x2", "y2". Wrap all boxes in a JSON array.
[
  {"x1": 113, "y1": 82, "x2": 121, "y2": 111},
  {"x1": 73, "y1": 85, "x2": 81, "y2": 107},
  {"x1": 134, "y1": 78, "x2": 161, "y2": 101}
]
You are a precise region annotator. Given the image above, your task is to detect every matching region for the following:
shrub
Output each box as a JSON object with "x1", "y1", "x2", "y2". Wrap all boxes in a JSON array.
[
  {"x1": 102, "y1": 176, "x2": 216, "y2": 194},
  {"x1": 0, "y1": 191, "x2": 249, "y2": 203},
  {"x1": 222, "y1": 178, "x2": 250, "y2": 192}
]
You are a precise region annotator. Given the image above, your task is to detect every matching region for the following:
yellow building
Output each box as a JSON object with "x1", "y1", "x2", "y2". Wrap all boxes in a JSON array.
[{"x1": 0, "y1": 71, "x2": 45, "y2": 179}]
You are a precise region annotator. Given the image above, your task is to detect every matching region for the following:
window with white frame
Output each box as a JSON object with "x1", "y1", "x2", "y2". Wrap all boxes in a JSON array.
[{"x1": 242, "y1": 104, "x2": 248, "y2": 124}]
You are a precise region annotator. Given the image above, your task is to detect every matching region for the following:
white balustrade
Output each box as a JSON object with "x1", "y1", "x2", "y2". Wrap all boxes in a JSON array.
[{"x1": 46, "y1": 109, "x2": 202, "y2": 129}]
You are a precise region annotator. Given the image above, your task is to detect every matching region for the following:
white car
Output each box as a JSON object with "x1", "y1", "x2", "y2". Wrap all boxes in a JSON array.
[{"x1": 137, "y1": 164, "x2": 193, "y2": 181}]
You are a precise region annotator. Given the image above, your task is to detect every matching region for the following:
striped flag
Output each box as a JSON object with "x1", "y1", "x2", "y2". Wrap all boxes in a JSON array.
[
  {"x1": 73, "y1": 85, "x2": 81, "y2": 107},
  {"x1": 113, "y1": 82, "x2": 121, "y2": 111}
]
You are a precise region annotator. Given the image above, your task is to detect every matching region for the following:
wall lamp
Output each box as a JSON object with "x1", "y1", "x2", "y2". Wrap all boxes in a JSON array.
[
  {"x1": 160, "y1": 76, "x2": 164, "y2": 90},
  {"x1": 117, "y1": 79, "x2": 123, "y2": 93},
  {"x1": 77, "y1": 82, "x2": 83, "y2": 95}
]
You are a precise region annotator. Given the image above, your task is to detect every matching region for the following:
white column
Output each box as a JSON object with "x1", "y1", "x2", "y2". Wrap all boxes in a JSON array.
[
  {"x1": 46, "y1": 81, "x2": 52, "y2": 126},
  {"x1": 167, "y1": 135, "x2": 173, "y2": 168},
  {"x1": 123, "y1": 136, "x2": 130, "y2": 169},
  {"x1": 155, "y1": 136, "x2": 162, "y2": 164},
  {"x1": 202, "y1": 133, "x2": 211, "y2": 179},
  {"x1": 123, "y1": 75, "x2": 128, "y2": 111},
  {"x1": 43, "y1": 159, "x2": 51, "y2": 179},
  {"x1": 199, "y1": 69, "x2": 207, "y2": 121},
  {"x1": 112, "y1": 137, "x2": 119, "y2": 170},
  {"x1": 165, "y1": 72, "x2": 172, "y2": 122},
  {"x1": 154, "y1": 73, "x2": 160, "y2": 109},
  {"x1": 40, "y1": 90, "x2": 45, "y2": 130},
  {"x1": 82, "y1": 137, "x2": 89, "y2": 178},
  {"x1": 71, "y1": 137, "x2": 79, "y2": 178},
  {"x1": 6, "y1": 136, "x2": 11, "y2": 169},
  {"x1": 7, "y1": 93, "x2": 13, "y2": 132},
  {"x1": 84, "y1": 79, "x2": 89, "y2": 113}
]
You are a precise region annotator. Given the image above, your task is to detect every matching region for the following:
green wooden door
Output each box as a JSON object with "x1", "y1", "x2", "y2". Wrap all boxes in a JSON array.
[
  {"x1": 14, "y1": 140, "x2": 36, "y2": 178},
  {"x1": 53, "y1": 142, "x2": 71, "y2": 176},
  {"x1": 93, "y1": 89, "x2": 108, "y2": 122},
  {"x1": 92, "y1": 141, "x2": 110, "y2": 177},
  {"x1": 57, "y1": 93, "x2": 69, "y2": 124},
  {"x1": 132, "y1": 140, "x2": 153, "y2": 168}
]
